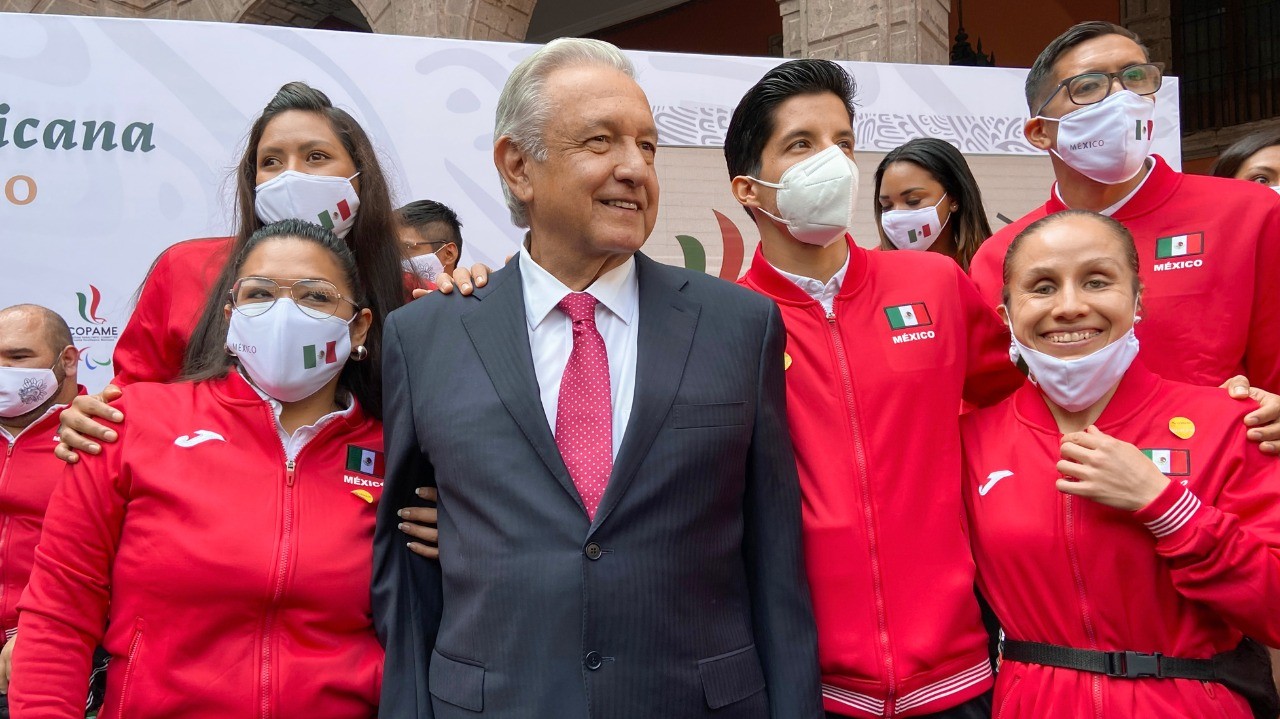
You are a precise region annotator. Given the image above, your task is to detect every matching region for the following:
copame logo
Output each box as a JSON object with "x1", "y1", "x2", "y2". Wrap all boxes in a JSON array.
[
  {"x1": 76, "y1": 285, "x2": 106, "y2": 324},
  {"x1": 69, "y1": 285, "x2": 120, "y2": 344}
]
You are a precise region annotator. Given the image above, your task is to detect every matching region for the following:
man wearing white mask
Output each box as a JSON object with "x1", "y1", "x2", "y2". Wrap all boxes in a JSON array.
[
  {"x1": 726, "y1": 59, "x2": 1025, "y2": 719},
  {"x1": 0, "y1": 305, "x2": 105, "y2": 715},
  {"x1": 397, "y1": 199, "x2": 464, "y2": 284},
  {"x1": 969, "y1": 21, "x2": 1280, "y2": 395}
]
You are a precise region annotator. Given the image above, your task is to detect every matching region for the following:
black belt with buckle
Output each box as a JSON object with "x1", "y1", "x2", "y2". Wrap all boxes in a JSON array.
[{"x1": 1002, "y1": 639, "x2": 1218, "y2": 681}]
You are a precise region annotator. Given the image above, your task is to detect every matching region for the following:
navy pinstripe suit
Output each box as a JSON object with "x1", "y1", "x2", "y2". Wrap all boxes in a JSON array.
[{"x1": 373, "y1": 252, "x2": 822, "y2": 719}]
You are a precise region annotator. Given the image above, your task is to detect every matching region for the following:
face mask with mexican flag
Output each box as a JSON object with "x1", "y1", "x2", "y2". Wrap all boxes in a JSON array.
[{"x1": 226, "y1": 299, "x2": 354, "y2": 403}]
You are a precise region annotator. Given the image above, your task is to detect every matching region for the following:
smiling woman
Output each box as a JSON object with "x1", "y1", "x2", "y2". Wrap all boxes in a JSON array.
[{"x1": 961, "y1": 209, "x2": 1280, "y2": 719}]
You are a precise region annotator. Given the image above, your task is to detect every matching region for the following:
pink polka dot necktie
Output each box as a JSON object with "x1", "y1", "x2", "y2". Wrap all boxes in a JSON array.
[{"x1": 554, "y1": 292, "x2": 613, "y2": 520}]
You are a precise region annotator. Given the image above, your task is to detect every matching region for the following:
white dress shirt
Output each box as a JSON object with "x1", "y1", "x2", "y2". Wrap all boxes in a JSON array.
[
  {"x1": 772, "y1": 252, "x2": 851, "y2": 315},
  {"x1": 519, "y1": 249, "x2": 638, "y2": 460}
]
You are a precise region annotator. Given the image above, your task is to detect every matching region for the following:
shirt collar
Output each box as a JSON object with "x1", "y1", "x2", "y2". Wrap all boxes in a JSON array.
[
  {"x1": 519, "y1": 247, "x2": 639, "y2": 332},
  {"x1": 1053, "y1": 157, "x2": 1154, "y2": 216},
  {"x1": 770, "y1": 251, "x2": 850, "y2": 300},
  {"x1": 238, "y1": 369, "x2": 354, "y2": 423}
]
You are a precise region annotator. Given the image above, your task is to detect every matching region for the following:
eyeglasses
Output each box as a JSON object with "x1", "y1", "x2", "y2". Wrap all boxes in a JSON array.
[
  {"x1": 230, "y1": 277, "x2": 358, "y2": 319},
  {"x1": 1035, "y1": 63, "x2": 1164, "y2": 116},
  {"x1": 402, "y1": 239, "x2": 450, "y2": 251}
]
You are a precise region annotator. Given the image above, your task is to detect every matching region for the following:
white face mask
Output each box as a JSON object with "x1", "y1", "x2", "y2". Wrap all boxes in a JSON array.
[
  {"x1": 1271, "y1": 185, "x2": 1280, "y2": 195},
  {"x1": 226, "y1": 299, "x2": 354, "y2": 403},
  {"x1": 747, "y1": 144, "x2": 859, "y2": 247},
  {"x1": 1037, "y1": 90, "x2": 1155, "y2": 185},
  {"x1": 402, "y1": 252, "x2": 444, "y2": 283},
  {"x1": 1006, "y1": 316, "x2": 1140, "y2": 413},
  {"x1": 255, "y1": 171, "x2": 361, "y2": 239},
  {"x1": 881, "y1": 193, "x2": 951, "y2": 251},
  {"x1": 0, "y1": 363, "x2": 60, "y2": 419}
]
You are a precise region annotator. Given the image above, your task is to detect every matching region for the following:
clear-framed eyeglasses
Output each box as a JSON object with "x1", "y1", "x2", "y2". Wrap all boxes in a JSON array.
[
  {"x1": 229, "y1": 277, "x2": 359, "y2": 320},
  {"x1": 1035, "y1": 63, "x2": 1164, "y2": 116}
]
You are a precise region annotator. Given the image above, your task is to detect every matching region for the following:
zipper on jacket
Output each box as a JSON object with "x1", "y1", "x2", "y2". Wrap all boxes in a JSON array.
[
  {"x1": 114, "y1": 619, "x2": 145, "y2": 719},
  {"x1": 1064, "y1": 494, "x2": 1103, "y2": 719},
  {"x1": 260, "y1": 406, "x2": 296, "y2": 719},
  {"x1": 828, "y1": 309, "x2": 897, "y2": 715},
  {"x1": 0, "y1": 442, "x2": 13, "y2": 634}
]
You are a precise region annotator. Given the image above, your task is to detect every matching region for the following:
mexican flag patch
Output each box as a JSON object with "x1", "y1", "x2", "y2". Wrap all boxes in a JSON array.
[
  {"x1": 346, "y1": 445, "x2": 385, "y2": 477},
  {"x1": 1155, "y1": 232, "x2": 1203, "y2": 259},
  {"x1": 1141, "y1": 448, "x2": 1190, "y2": 476},
  {"x1": 884, "y1": 303, "x2": 932, "y2": 330}
]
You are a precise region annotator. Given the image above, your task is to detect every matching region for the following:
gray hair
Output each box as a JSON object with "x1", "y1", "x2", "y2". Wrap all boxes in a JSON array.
[{"x1": 494, "y1": 38, "x2": 636, "y2": 228}]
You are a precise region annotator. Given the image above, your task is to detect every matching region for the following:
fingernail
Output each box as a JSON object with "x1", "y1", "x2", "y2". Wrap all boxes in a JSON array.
[
  {"x1": 461, "y1": 283, "x2": 471, "y2": 292},
  {"x1": 106, "y1": 431, "x2": 117, "y2": 441},
  {"x1": 88, "y1": 444, "x2": 99, "y2": 452},
  {"x1": 397, "y1": 509, "x2": 408, "y2": 518},
  {"x1": 112, "y1": 413, "x2": 123, "y2": 421},
  {"x1": 397, "y1": 522, "x2": 406, "y2": 531},
  {"x1": 415, "y1": 487, "x2": 425, "y2": 497}
]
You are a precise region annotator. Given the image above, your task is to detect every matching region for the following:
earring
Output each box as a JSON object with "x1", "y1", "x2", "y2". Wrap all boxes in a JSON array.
[{"x1": 353, "y1": 345, "x2": 368, "y2": 361}]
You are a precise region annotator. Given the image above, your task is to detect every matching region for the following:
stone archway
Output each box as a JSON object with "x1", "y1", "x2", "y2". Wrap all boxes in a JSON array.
[{"x1": 236, "y1": 0, "x2": 375, "y2": 31}]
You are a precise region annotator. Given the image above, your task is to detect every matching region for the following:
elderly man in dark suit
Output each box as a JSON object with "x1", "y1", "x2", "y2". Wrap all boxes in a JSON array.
[{"x1": 373, "y1": 37, "x2": 822, "y2": 719}]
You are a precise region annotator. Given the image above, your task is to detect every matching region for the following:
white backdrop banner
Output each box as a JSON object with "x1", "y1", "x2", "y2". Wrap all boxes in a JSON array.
[{"x1": 0, "y1": 14, "x2": 1182, "y2": 392}]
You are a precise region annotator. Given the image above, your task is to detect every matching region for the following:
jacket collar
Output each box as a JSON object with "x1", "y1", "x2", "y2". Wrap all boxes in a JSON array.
[
  {"x1": 211, "y1": 370, "x2": 366, "y2": 428},
  {"x1": 741, "y1": 235, "x2": 868, "y2": 306},
  {"x1": 1045, "y1": 155, "x2": 1179, "y2": 219},
  {"x1": 1013, "y1": 358, "x2": 1162, "y2": 435}
]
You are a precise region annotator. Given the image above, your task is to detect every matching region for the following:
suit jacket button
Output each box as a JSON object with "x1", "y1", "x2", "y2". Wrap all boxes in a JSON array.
[
  {"x1": 585, "y1": 651, "x2": 603, "y2": 670},
  {"x1": 584, "y1": 542, "x2": 602, "y2": 560}
]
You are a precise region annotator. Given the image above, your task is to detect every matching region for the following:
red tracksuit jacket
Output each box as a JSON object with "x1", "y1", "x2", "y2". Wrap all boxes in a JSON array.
[
  {"x1": 0, "y1": 391, "x2": 82, "y2": 639},
  {"x1": 112, "y1": 237, "x2": 419, "y2": 385},
  {"x1": 968, "y1": 156, "x2": 1280, "y2": 392},
  {"x1": 961, "y1": 362, "x2": 1280, "y2": 718},
  {"x1": 111, "y1": 237, "x2": 234, "y2": 386},
  {"x1": 13, "y1": 373, "x2": 385, "y2": 718},
  {"x1": 739, "y1": 240, "x2": 1024, "y2": 717}
]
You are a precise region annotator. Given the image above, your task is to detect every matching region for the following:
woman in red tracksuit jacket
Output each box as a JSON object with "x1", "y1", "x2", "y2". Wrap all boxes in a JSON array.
[
  {"x1": 961, "y1": 209, "x2": 1280, "y2": 718},
  {"x1": 111, "y1": 81, "x2": 407, "y2": 389},
  {"x1": 12, "y1": 219, "x2": 387, "y2": 718}
]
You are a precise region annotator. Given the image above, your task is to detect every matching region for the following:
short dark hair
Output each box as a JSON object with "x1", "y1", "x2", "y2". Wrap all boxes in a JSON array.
[
  {"x1": 398, "y1": 200, "x2": 464, "y2": 253},
  {"x1": 1002, "y1": 210, "x2": 1141, "y2": 306},
  {"x1": 183, "y1": 219, "x2": 383, "y2": 418},
  {"x1": 1025, "y1": 21, "x2": 1149, "y2": 113},
  {"x1": 725, "y1": 59, "x2": 858, "y2": 219},
  {"x1": 873, "y1": 138, "x2": 993, "y2": 271},
  {"x1": 0, "y1": 304, "x2": 72, "y2": 356},
  {"x1": 1210, "y1": 129, "x2": 1280, "y2": 179}
]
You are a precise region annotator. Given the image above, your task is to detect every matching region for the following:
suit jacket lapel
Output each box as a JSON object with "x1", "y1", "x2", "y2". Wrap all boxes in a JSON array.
[
  {"x1": 461, "y1": 262, "x2": 585, "y2": 514},
  {"x1": 591, "y1": 253, "x2": 700, "y2": 533}
]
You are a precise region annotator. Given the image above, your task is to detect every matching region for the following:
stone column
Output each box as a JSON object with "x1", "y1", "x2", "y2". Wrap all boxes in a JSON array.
[{"x1": 779, "y1": 0, "x2": 950, "y2": 63}]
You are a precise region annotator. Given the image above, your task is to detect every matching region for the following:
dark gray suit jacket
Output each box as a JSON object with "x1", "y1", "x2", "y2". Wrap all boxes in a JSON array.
[{"x1": 373, "y1": 252, "x2": 821, "y2": 719}]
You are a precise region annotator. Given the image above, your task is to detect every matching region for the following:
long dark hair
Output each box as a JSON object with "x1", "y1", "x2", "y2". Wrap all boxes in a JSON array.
[
  {"x1": 184, "y1": 82, "x2": 402, "y2": 418},
  {"x1": 873, "y1": 138, "x2": 993, "y2": 271},
  {"x1": 1210, "y1": 130, "x2": 1280, "y2": 179},
  {"x1": 183, "y1": 219, "x2": 382, "y2": 416}
]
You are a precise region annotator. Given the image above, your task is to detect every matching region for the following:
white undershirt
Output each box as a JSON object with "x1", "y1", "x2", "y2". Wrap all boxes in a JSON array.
[
  {"x1": 1054, "y1": 157, "x2": 1154, "y2": 216},
  {"x1": 519, "y1": 249, "x2": 638, "y2": 460},
  {"x1": 772, "y1": 253, "x2": 851, "y2": 315}
]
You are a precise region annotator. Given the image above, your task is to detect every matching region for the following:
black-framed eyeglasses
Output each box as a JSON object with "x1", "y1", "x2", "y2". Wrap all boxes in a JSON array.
[
  {"x1": 1035, "y1": 63, "x2": 1164, "y2": 116},
  {"x1": 229, "y1": 277, "x2": 359, "y2": 320},
  {"x1": 402, "y1": 239, "x2": 451, "y2": 251}
]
